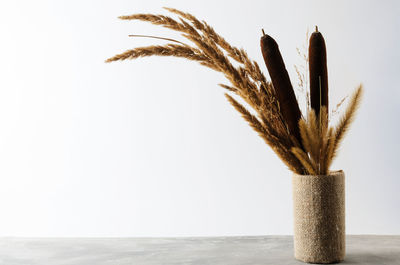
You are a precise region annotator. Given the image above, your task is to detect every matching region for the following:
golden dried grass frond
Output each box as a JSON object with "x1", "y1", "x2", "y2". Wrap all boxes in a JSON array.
[
  {"x1": 118, "y1": 8, "x2": 275, "y2": 110},
  {"x1": 331, "y1": 85, "x2": 363, "y2": 161},
  {"x1": 118, "y1": 13, "x2": 190, "y2": 34},
  {"x1": 319, "y1": 106, "x2": 328, "y2": 136},
  {"x1": 106, "y1": 44, "x2": 210, "y2": 63},
  {"x1": 291, "y1": 147, "x2": 316, "y2": 175},
  {"x1": 299, "y1": 118, "x2": 312, "y2": 156},
  {"x1": 324, "y1": 127, "x2": 336, "y2": 172},
  {"x1": 218, "y1": 84, "x2": 237, "y2": 92},
  {"x1": 107, "y1": 9, "x2": 296, "y2": 165}
]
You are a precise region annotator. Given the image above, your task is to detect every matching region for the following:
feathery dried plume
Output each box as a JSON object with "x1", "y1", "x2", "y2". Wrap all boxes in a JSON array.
[
  {"x1": 331, "y1": 85, "x2": 363, "y2": 161},
  {"x1": 324, "y1": 127, "x2": 337, "y2": 173},
  {"x1": 106, "y1": 44, "x2": 208, "y2": 63},
  {"x1": 218, "y1": 84, "x2": 237, "y2": 93},
  {"x1": 291, "y1": 147, "x2": 317, "y2": 175}
]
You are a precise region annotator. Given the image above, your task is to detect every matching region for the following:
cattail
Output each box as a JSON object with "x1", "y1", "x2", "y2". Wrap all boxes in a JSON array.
[
  {"x1": 260, "y1": 30, "x2": 302, "y2": 147},
  {"x1": 309, "y1": 26, "x2": 328, "y2": 117}
]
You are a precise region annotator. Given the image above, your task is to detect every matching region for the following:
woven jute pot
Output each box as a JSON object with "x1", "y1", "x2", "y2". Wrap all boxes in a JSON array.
[{"x1": 292, "y1": 170, "x2": 345, "y2": 264}]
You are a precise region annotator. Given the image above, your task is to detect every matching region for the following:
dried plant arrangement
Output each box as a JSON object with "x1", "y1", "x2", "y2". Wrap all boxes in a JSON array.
[{"x1": 106, "y1": 8, "x2": 363, "y2": 176}]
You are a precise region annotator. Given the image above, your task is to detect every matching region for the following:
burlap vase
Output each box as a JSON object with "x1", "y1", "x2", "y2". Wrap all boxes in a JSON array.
[{"x1": 292, "y1": 170, "x2": 345, "y2": 264}]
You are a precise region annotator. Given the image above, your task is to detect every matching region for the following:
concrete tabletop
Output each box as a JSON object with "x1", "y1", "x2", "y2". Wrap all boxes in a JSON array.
[{"x1": 0, "y1": 235, "x2": 399, "y2": 265}]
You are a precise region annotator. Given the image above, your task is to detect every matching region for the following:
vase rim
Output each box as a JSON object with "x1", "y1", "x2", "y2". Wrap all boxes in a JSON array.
[{"x1": 293, "y1": 169, "x2": 344, "y2": 178}]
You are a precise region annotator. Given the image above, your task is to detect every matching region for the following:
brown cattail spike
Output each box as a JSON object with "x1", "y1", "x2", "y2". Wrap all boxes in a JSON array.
[
  {"x1": 309, "y1": 27, "x2": 328, "y2": 118},
  {"x1": 260, "y1": 33, "x2": 302, "y2": 148}
]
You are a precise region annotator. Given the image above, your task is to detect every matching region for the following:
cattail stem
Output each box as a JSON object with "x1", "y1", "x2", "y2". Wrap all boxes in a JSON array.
[{"x1": 260, "y1": 33, "x2": 303, "y2": 148}]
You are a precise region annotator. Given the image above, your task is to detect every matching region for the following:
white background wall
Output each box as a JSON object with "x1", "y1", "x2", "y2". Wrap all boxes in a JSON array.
[{"x1": 0, "y1": 0, "x2": 399, "y2": 237}]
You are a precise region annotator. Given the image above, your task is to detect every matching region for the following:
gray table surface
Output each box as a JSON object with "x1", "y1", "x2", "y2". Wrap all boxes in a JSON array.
[{"x1": 0, "y1": 235, "x2": 399, "y2": 265}]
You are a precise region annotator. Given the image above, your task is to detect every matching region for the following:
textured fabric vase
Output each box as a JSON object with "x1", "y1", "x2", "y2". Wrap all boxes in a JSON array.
[{"x1": 292, "y1": 170, "x2": 345, "y2": 264}]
